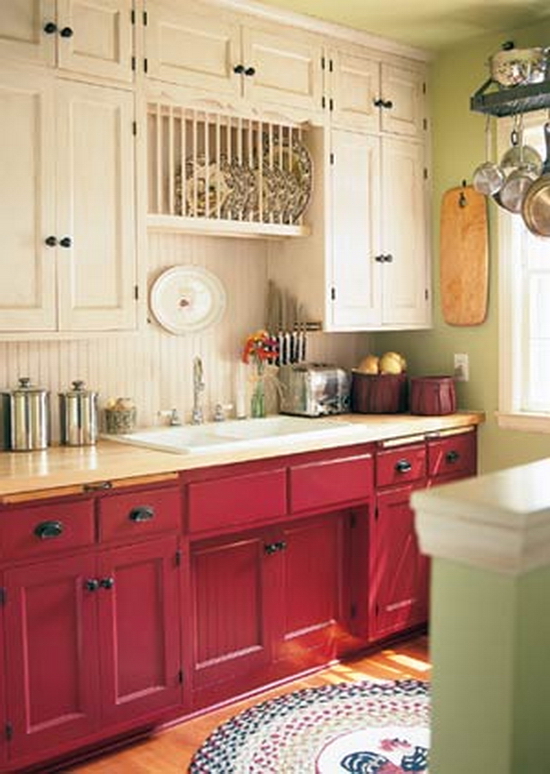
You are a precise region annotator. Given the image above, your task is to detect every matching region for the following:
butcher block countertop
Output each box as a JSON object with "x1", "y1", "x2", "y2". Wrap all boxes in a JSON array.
[{"x1": 0, "y1": 411, "x2": 484, "y2": 502}]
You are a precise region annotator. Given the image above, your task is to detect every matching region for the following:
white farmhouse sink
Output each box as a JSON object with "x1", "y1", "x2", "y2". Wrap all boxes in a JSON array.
[{"x1": 104, "y1": 415, "x2": 365, "y2": 455}]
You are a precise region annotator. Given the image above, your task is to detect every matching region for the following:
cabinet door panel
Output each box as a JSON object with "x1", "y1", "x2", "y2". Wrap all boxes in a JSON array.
[
  {"x1": 0, "y1": 69, "x2": 57, "y2": 330},
  {"x1": 290, "y1": 453, "x2": 372, "y2": 513},
  {"x1": 56, "y1": 80, "x2": 136, "y2": 331},
  {"x1": 381, "y1": 63, "x2": 425, "y2": 137},
  {"x1": 146, "y1": 0, "x2": 241, "y2": 94},
  {"x1": 0, "y1": 0, "x2": 56, "y2": 66},
  {"x1": 370, "y1": 484, "x2": 428, "y2": 641},
  {"x1": 381, "y1": 136, "x2": 429, "y2": 326},
  {"x1": 191, "y1": 534, "x2": 271, "y2": 689},
  {"x1": 330, "y1": 129, "x2": 382, "y2": 330},
  {"x1": 279, "y1": 513, "x2": 344, "y2": 663},
  {"x1": 427, "y1": 431, "x2": 477, "y2": 480},
  {"x1": 97, "y1": 537, "x2": 182, "y2": 724},
  {"x1": 332, "y1": 51, "x2": 379, "y2": 132},
  {"x1": 57, "y1": 0, "x2": 134, "y2": 82},
  {"x1": 4, "y1": 555, "x2": 99, "y2": 760}
]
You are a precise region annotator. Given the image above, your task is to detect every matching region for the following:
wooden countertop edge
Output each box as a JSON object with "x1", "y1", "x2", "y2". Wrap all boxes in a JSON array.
[{"x1": 0, "y1": 411, "x2": 485, "y2": 502}]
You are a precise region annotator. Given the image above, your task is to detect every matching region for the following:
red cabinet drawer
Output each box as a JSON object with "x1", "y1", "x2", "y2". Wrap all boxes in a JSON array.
[
  {"x1": 376, "y1": 444, "x2": 426, "y2": 488},
  {"x1": 0, "y1": 499, "x2": 95, "y2": 561},
  {"x1": 98, "y1": 486, "x2": 181, "y2": 542},
  {"x1": 289, "y1": 453, "x2": 373, "y2": 513},
  {"x1": 188, "y1": 469, "x2": 287, "y2": 534},
  {"x1": 428, "y1": 431, "x2": 477, "y2": 480}
]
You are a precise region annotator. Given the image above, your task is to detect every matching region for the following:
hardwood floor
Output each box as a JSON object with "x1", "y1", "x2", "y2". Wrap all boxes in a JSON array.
[{"x1": 68, "y1": 635, "x2": 430, "y2": 773}]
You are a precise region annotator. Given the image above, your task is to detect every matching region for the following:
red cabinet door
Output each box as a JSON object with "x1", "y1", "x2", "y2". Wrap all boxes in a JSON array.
[
  {"x1": 0, "y1": 575, "x2": 6, "y2": 770},
  {"x1": 96, "y1": 536, "x2": 182, "y2": 726},
  {"x1": 277, "y1": 512, "x2": 345, "y2": 667},
  {"x1": 4, "y1": 554, "x2": 100, "y2": 761},
  {"x1": 191, "y1": 531, "x2": 272, "y2": 706},
  {"x1": 370, "y1": 483, "x2": 429, "y2": 641}
]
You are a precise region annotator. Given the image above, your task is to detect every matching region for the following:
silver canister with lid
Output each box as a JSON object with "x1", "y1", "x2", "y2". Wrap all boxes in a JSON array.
[
  {"x1": 2, "y1": 377, "x2": 50, "y2": 451},
  {"x1": 59, "y1": 380, "x2": 99, "y2": 446}
]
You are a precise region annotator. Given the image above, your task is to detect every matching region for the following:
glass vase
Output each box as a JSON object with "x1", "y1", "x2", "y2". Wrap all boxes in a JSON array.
[{"x1": 250, "y1": 363, "x2": 267, "y2": 418}]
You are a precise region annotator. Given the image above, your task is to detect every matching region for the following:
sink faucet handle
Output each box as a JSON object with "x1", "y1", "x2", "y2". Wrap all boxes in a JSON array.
[
  {"x1": 213, "y1": 403, "x2": 233, "y2": 422},
  {"x1": 158, "y1": 408, "x2": 182, "y2": 426}
]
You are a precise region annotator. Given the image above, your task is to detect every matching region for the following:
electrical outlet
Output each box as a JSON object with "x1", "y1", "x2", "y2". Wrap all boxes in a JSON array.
[{"x1": 454, "y1": 353, "x2": 469, "y2": 382}]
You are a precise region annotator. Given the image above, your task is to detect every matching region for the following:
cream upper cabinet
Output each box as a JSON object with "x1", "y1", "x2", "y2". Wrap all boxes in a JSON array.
[
  {"x1": 0, "y1": 69, "x2": 137, "y2": 334},
  {"x1": 0, "y1": 0, "x2": 134, "y2": 82},
  {"x1": 144, "y1": 0, "x2": 323, "y2": 116},
  {"x1": 330, "y1": 49, "x2": 426, "y2": 137}
]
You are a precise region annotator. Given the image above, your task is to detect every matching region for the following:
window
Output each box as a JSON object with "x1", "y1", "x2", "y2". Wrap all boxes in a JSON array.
[{"x1": 498, "y1": 111, "x2": 550, "y2": 433}]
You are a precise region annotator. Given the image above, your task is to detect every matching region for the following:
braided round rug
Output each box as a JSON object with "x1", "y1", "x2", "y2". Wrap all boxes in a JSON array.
[{"x1": 188, "y1": 679, "x2": 430, "y2": 773}]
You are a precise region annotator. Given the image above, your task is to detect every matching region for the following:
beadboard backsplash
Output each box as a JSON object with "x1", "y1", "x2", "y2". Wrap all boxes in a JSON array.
[{"x1": 0, "y1": 233, "x2": 369, "y2": 442}]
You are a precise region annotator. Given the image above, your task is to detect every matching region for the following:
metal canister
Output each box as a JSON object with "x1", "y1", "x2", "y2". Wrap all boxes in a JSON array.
[
  {"x1": 59, "y1": 380, "x2": 99, "y2": 446},
  {"x1": 3, "y1": 377, "x2": 50, "y2": 451}
]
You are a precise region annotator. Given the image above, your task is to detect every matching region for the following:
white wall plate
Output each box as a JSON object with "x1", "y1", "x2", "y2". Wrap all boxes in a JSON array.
[{"x1": 150, "y1": 265, "x2": 226, "y2": 334}]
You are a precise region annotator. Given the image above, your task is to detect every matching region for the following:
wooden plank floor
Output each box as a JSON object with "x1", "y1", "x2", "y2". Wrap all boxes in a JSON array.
[{"x1": 68, "y1": 635, "x2": 430, "y2": 773}]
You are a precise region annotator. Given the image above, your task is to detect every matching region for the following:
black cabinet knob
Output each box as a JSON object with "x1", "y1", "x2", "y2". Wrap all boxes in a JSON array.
[
  {"x1": 60, "y1": 26, "x2": 74, "y2": 38},
  {"x1": 244, "y1": 66, "x2": 255, "y2": 76},
  {"x1": 59, "y1": 236, "x2": 72, "y2": 248},
  {"x1": 395, "y1": 459, "x2": 412, "y2": 473},
  {"x1": 383, "y1": 254, "x2": 394, "y2": 263},
  {"x1": 34, "y1": 520, "x2": 64, "y2": 540},
  {"x1": 45, "y1": 235, "x2": 57, "y2": 247},
  {"x1": 446, "y1": 450, "x2": 460, "y2": 464},
  {"x1": 383, "y1": 99, "x2": 393, "y2": 109},
  {"x1": 84, "y1": 578, "x2": 100, "y2": 592},
  {"x1": 100, "y1": 577, "x2": 115, "y2": 590},
  {"x1": 264, "y1": 540, "x2": 287, "y2": 555},
  {"x1": 129, "y1": 506, "x2": 155, "y2": 522},
  {"x1": 233, "y1": 64, "x2": 245, "y2": 74},
  {"x1": 43, "y1": 22, "x2": 58, "y2": 34},
  {"x1": 373, "y1": 98, "x2": 384, "y2": 107}
]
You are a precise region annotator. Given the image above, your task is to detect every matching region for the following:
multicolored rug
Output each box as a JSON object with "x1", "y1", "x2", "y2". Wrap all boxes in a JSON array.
[{"x1": 188, "y1": 679, "x2": 430, "y2": 773}]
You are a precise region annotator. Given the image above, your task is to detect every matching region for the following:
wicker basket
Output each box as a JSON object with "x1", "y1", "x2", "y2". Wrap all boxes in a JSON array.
[{"x1": 351, "y1": 371, "x2": 408, "y2": 414}]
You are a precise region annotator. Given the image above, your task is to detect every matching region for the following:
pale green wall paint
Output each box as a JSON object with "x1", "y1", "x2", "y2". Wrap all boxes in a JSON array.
[
  {"x1": 372, "y1": 21, "x2": 550, "y2": 473},
  {"x1": 430, "y1": 558, "x2": 550, "y2": 772}
]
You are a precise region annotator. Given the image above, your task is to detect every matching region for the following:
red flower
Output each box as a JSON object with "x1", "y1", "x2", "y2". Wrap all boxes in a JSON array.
[{"x1": 242, "y1": 329, "x2": 279, "y2": 365}]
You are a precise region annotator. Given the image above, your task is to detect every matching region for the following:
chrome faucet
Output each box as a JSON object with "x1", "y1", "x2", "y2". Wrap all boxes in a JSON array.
[{"x1": 191, "y1": 356, "x2": 205, "y2": 424}]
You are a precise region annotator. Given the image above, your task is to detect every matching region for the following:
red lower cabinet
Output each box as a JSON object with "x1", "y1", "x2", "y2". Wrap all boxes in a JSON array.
[{"x1": 369, "y1": 483, "x2": 429, "y2": 641}]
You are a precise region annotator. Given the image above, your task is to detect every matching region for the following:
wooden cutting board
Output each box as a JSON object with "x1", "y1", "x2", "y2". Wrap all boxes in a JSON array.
[{"x1": 440, "y1": 185, "x2": 489, "y2": 326}]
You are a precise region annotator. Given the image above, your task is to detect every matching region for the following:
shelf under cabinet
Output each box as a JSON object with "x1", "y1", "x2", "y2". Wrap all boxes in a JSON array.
[{"x1": 147, "y1": 213, "x2": 311, "y2": 238}]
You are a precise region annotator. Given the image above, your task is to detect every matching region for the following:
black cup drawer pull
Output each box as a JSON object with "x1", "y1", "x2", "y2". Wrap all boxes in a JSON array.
[
  {"x1": 395, "y1": 459, "x2": 412, "y2": 473},
  {"x1": 84, "y1": 578, "x2": 100, "y2": 592},
  {"x1": 129, "y1": 506, "x2": 155, "y2": 523},
  {"x1": 264, "y1": 541, "x2": 287, "y2": 555},
  {"x1": 100, "y1": 577, "x2": 115, "y2": 590},
  {"x1": 446, "y1": 450, "x2": 461, "y2": 464},
  {"x1": 34, "y1": 520, "x2": 64, "y2": 540}
]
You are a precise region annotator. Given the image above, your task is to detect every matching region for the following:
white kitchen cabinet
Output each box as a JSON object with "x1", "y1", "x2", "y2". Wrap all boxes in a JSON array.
[
  {"x1": 330, "y1": 49, "x2": 426, "y2": 138},
  {"x1": 268, "y1": 126, "x2": 430, "y2": 331},
  {"x1": 0, "y1": 69, "x2": 137, "y2": 334},
  {"x1": 0, "y1": 0, "x2": 134, "y2": 82},
  {"x1": 144, "y1": 0, "x2": 323, "y2": 117}
]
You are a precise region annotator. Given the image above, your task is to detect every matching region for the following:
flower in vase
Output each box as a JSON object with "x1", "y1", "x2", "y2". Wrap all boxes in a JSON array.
[{"x1": 241, "y1": 330, "x2": 279, "y2": 417}]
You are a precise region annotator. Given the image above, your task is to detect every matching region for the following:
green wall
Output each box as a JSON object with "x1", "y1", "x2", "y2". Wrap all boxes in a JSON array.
[{"x1": 373, "y1": 21, "x2": 550, "y2": 473}]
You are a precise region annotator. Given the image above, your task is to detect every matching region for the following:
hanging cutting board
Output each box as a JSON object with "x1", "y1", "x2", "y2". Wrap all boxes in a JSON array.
[{"x1": 440, "y1": 185, "x2": 489, "y2": 326}]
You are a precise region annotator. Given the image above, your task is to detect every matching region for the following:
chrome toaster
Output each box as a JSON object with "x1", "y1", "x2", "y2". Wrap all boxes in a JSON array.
[{"x1": 278, "y1": 363, "x2": 351, "y2": 417}]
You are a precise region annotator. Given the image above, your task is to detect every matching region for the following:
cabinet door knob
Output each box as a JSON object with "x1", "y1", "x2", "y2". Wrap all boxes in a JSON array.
[
  {"x1": 59, "y1": 236, "x2": 72, "y2": 248},
  {"x1": 129, "y1": 506, "x2": 155, "y2": 522},
  {"x1": 374, "y1": 254, "x2": 385, "y2": 262},
  {"x1": 100, "y1": 577, "x2": 115, "y2": 590},
  {"x1": 446, "y1": 450, "x2": 460, "y2": 463},
  {"x1": 233, "y1": 64, "x2": 245, "y2": 74},
  {"x1": 45, "y1": 235, "x2": 58, "y2": 247},
  {"x1": 264, "y1": 540, "x2": 287, "y2": 555},
  {"x1": 382, "y1": 99, "x2": 393, "y2": 109},
  {"x1": 84, "y1": 578, "x2": 100, "y2": 592},
  {"x1": 383, "y1": 254, "x2": 394, "y2": 263},
  {"x1": 60, "y1": 26, "x2": 74, "y2": 38},
  {"x1": 43, "y1": 22, "x2": 58, "y2": 34},
  {"x1": 34, "y1": 520, "x2": 64, "y2": 540},
  {"x1": 244, "y1": 66, "x2": 255, "y2": 76},
  {"x1": 373, "y1": 98, "x2": 384, "y2": 107},
  {"x1": 395, "y1": 459, "x2": 412, "y2": 473}
]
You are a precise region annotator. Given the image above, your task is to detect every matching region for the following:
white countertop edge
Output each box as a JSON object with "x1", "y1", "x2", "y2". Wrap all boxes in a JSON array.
[{"x1": 412, "y1": 460, "x2": 550, "y2": 575}]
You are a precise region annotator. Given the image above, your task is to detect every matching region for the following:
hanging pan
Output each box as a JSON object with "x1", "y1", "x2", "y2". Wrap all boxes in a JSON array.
[{"x1": 522, "y1": 122, "x2": 550, "y2": 237}]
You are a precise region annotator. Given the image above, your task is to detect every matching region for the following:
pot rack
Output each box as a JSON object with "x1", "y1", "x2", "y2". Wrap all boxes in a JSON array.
[{"x1": 471, "y1": 78, "x2": 550, "y2": 117}]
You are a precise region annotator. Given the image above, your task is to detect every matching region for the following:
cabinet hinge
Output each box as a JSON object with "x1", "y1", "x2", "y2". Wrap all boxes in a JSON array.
[
  {"x1": 423, "y1": 81, "x2": 427, "y2": 94},
  {"x1": 0, "y1": 588, "x2": 5, "y2": 606},
  {"x1": 175, "y1": 548, "x2": 182, "y2": 566},
  {"x1": 321, "y1": 56, "x2": 325, "y2": 70},
  {"x1": 425, "y1": 288, "x2": 429, "y2": 301},
  {"x1": 143, "y1": 10, "x2": 148, "y2": 25},
  {"x1": 5, "y1": 723, "x2": 12, "y2": 742},
  {"x1": 178, "y1": 669, "x2": 184, "y2": 684},
  {"x1": 423, "y1": 168, "x2": 428, "y2": 180},
  {"x1": 131, "y1": 8, "x2": 135, "y2": 24},
  {"x1": 132, "y1": 120, "x2": 137, "y2": 136},
  {"x1": 350, "y1": 603, "x2": 357, "y2": 619},
  {"x1": 322, "y1": 95, "x2": 326, "y2": 109},
  {"x1": 330, "y1": 152, "x2": 334, "y2": 165},
  {"x1": 144, "y1": 58, "x2": 148, "y2": 73},
  {"x1": 329, "y1": 98, "x2": 334, "y2": 112},
  {"x1": 350, "y1": 513, "x2": 357, "y2": 529},
  {"x1": 374, "y1": 507, "x2": 379, "y2": 521},
  {"x1": 133, "y1": 283, "x2": 139, "y2": 299},
  {"x1": 329, "y1": 58, "x2": 333, "y2": 73},
  {"x1": 131, "y1": 56, "x2": 136, "y2": 72},
  {"x1": 330, "y1": 286, "x2": 336, "y2": 301},
  {"x1": 423, "y1": 117, "x2": 428, "y2": 131}
]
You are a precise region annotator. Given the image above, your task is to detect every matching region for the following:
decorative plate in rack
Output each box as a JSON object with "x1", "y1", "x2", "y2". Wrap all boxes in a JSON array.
[{"x1": 149, "y1": 266, "x2": 226, "y2": 334}]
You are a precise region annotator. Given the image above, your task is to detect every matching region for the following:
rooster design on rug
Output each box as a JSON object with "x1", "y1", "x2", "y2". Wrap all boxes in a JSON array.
[{"x1": 340, "y1": 744, "x2": 429, "y2": 773}]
